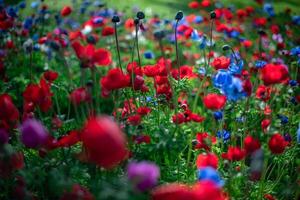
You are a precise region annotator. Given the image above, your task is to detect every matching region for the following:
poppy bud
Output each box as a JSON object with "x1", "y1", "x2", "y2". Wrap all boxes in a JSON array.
[
  {"x1": 136, "y1": 11, "x2": 145, "y2": 20},
  {"x1": 86, "y1": 35, "x2": 96, "y2": 44},
  {"x1": 112, "y1": 15, "x2": 120, "y2": 23},
  {"x1": 175, "y1": 11, "x2": 183, "y2": 21},
  {"x1": 210, "y1": 11, "x2": 216, "y2": 19},
  {"x1": 257, "y1": 29, "x2": 266, "y2": 36},
  {"x1": 222, "y1": 44, "x2": 230, "y2": 51}
]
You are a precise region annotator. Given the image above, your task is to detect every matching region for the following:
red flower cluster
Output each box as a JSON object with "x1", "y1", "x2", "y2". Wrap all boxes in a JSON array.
[
  {"x1": 144, "y1": 58, "x2": 173, "y2": 100},
  {"x1": 100, "y1": 68, "x2": 131, "y2": 97},
  {"x1": 172, "y1": 110, "x2": 205, "y2": 124},
  {"x1": 23, "y1": 78, "x2": 53, "y2": 114},
  {"x1": 72, "y1": 41, "x2": 112, "y2": 68}
]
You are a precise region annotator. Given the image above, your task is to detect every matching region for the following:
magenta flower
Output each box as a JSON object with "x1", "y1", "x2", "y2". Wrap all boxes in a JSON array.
[
  {"x1": 20, "y1": 119, "x2": 48, "y2": 149},
  {"x1": 127, "y1": 161, "x2": 160, "y2": 192},
  {"x1": 0, "y1": 129, "x2": 9, "y2": 144}
]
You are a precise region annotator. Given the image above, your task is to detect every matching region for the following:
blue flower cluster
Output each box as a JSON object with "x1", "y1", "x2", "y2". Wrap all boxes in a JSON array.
[{"x1": 213, "y1": 63, "x2": 246, "y2": 101}]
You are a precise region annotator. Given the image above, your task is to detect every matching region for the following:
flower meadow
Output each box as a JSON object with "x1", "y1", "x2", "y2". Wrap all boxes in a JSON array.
[{"x1": 0, "y1": 0, "x2": 300, "y2": 199}]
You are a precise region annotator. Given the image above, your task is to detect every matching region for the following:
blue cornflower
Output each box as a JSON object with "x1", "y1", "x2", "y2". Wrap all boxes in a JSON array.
[
  {"x1": 144, "y1": 51, "x2": 155, "y2": 59},
  {"x1": 213, "y1": 69, "x2": 233, "y2": 89},
  {"x1": 7, "y1": 7, "x2": 18, "y2": 18},
  {"x1": 290, "y1": 46, "x2": 300, "y2": 56},
  {"x1": 229, "y1": 30, "x2": 240, "y2": 38},
  {"x1": 289, "y1": 80, "x2": 298, "y2": 87},
  {"x1": 217, "y1": 130, "x2": 230, "y2": 142},
  {"x1": 255, "y1": 60, "x2": 267, "y2": 68},
  {"x1": 213, "y1": 111, "x2": 223, "y2": 121},
  {"x1": 263, "y1": 3, "x2": 275, "y2": 17},
  {"x1": 284, "y1": 133, "x2": 292, "y2": 143},
  {"x1": 222, "y1": 76, "x2": 246, "y2": 101},
  {"x1": 19, "y1": 1, "x2": 26, "y2": 9},
  {"x1": 278, "y1": 115, "x2": 288, "y2": 125},
  {"x1": 198, "y1": 67, "x2": 206, "y2": 76},
  {"x1": 30, "y1": 1, "x2": 40, "y2": 9},
  {"x1": 228, "y1": 60, "x2": 243, "y2": 75},
  {"x1": 292, "y1": 16, "x2": 300, "y2": 25},
  {"x1": 197, "y1": 167, "x2": 224, "y2": 187},
  {"x1": 23, "y1": 17, "x2": 33, "y2": 30},
  {"x1": 194, "y1": 16, "x2": 203, "y2": 24}
]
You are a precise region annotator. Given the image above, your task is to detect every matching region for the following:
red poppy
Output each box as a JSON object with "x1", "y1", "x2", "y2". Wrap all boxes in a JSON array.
[
  {"x1": 127, "y1": 114, "x2": 142, "y2": 126},
  {"x1": 137, "y1": 107, "x2": 151, "y2": 116},
  {"x1": 243, "y1": 135, "x2": 260, "y2": 155},
  {"x1": 127, "y1": 62, "x2": 143, "y2": 76},
  {"x1": 264, "y1": 194, "x2": 276, "y2": 200},
  {"x1": 100, "y1": 68, "x2": 131, "y2": 93},
  {"x1": 43, "y1": 70, "x2": 58, "y2": 83},
  {"x1": 201, "y1": 0, "x2": 210, "y2": 7},
  {"x1": 261, "y1": 118, "x2": 271, "y2": 131},
  {"x1": 192, "y1": 181, "x2": 227, "y2": 200},
  {"x1": 254, "y1": 17, "x2": 267, "y2": 27},
  {"x1": 261, "y1": 63, "x2": 289, "y2": 85},
  {"x1": 171, "y1": 66, "x2": 196, "y2": 80},
  {"x1": 222, "y1": 146, "x2": 245, "y2": 161},
  {"x1": 152, "y1": 183, "x2": 193, "y2": 200},
  {"x1": 132, "y1": 134, "x2": 151, "y2": 144},
  {"x1": 81, "y1": 116, "x2": 128, "y2": 168},
  {"x1": 172, "y1": 113, "x2": 185, "y2": 124},
  {"x1": 195, "y1": 132, "x2": 216, "y2": 151},
  {"x1": 188, "y1": 1, "x2": 200, "y2": 9},
  {"x1": 102, "y1": 26, "x2": 114, "y2": 36},
  {"x1": 23, "y1": 78, "x2": 53, "y2": 112},
  {"x1": 56, "y1": 130, "x2": 81, "y2": 148},
  {"x1": 256, "y1": 85, "x2": 271, "y2": 101},
  {"x1": 203, "y1": 93, "x2": 226, "y2": 110},
  {"x1": 144, "y1": 65, "x2": 160, "y2": 77},
  {"x1": 196, "y1": 153, "x2": 218, "y2": 169},
  {"x1": 211, "y1": 56, "x2": 230, "y2": 70},
  {"x1": 69, "y1": 87, "x2": 91, "y2": 105},
  {"x1": 71, "y1": 41, "x2": 112, "y2": 68},
  {"x1": 0, "y1": 93, "x2": 19, "y2": 126},
  {"x1": 268, "y1": 133, "x2": 287, "y2": 154},
  {"x1": 61, "y1": 6, "x2": 72, "y2": 17},
  {"x1": 124, "y1": 18, "x2": 135, "y2": 31}
]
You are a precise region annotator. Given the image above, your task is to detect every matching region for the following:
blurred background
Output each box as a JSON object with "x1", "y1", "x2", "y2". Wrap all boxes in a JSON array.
[{"x1": 5, "y1": 0, "x2": 300, "y2": 17}]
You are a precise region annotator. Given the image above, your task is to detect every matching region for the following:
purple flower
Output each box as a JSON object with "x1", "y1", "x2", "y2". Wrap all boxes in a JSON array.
[
  {"x1": 0, "y1": 129, "x2": 9, "y2": 144},
  {"x1": 20, "y1": 119, "x2": 48, "y2": 149},
  {"x1": 127, "y1": 161, "x2": 160, "y2": 192}
]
